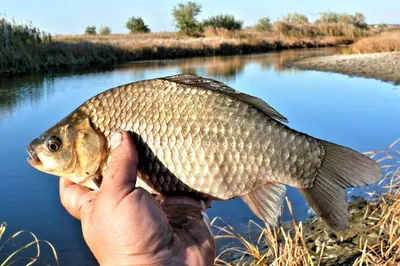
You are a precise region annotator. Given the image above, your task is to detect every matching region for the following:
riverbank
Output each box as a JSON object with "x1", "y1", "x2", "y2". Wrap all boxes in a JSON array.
[
  {"x1": 290, "y1": 52, "x2": 400, "y2": 84},
  {"x1": 0, "y1": 34, "x2": 353, "y2": 76},
  {"x1": 215, "y1": 139, "x2": 400, "y2": 265}
]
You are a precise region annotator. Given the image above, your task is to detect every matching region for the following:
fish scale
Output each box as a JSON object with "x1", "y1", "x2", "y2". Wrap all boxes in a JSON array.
[
  {"x1": 28, "y1": 74, "x2": 381, "y2": 230},
  {"x1": 79, "y1": 78, "x2": 323, "y2": 199}
]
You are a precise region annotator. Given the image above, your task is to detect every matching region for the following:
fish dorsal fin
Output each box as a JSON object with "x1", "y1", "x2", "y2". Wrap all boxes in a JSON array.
[
  {"x1": 241, "y1": 183, "x2": 286, "y2": 227},
  {"x1": 161, "y1": 74, "x2": 288, "y2": 123}
]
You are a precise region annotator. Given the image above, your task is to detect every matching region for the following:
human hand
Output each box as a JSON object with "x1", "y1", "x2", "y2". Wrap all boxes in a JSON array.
[{"x1": 59, "y1": 131, "x2": 215, "y2": 266}]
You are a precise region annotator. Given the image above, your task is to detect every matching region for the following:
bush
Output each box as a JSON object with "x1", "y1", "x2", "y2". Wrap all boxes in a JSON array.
[
  {"x1": 126, "y1": 17, "x2": 150, "y2": 34},
  {"x1": 85, "y1": 26, "x2": 97, "y2": 35},
  {"x1": 172, "y1": 1, "x2": 202, "y2": 35},
  {"x1": 315, "y1": 12, "x2": 367, "y2": 29},
  {"x1": 99, "y1": 26, "x2": 111, "y2": 35},
  {"x1": 281, "y1": 13, "x2": 309, "y2": 24},
  {"x1": 202, "y1": 14, "x2": 243, "y2": 31},
  {"x1": 254, "y1": 17, "x2": 272, "y2": 31}
]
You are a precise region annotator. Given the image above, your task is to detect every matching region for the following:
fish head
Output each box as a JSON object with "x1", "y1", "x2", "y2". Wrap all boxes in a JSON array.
[{"x1": 27, "y1": 117, "x2": 106, "y2": 179}]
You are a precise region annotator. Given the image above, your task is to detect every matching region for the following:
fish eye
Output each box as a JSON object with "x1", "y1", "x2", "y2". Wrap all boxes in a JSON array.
[{"x1": 47, "y1": 136, "x2": 62, "y2": 152}]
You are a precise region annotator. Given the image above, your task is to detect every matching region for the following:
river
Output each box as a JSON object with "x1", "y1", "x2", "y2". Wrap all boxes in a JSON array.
[{"x1": 0, "y1": 48, "x2": 399, "y2": 265}]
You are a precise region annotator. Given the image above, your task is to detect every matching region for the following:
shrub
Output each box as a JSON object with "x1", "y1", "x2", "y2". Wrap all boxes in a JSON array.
[
  {"x1": 126, "y1": 17, "x2": 150, "y2": 34},
  {"x1": 85, "y1": 26, "x2": 97, "y2": 35},
  {"x1": 281, "y1": 13, "x2": 309, "y2": 24},
  {"x1": 172, "y1": 1, "x2": 202, "y2": 35},
  {"x1": 254, "y1": 17, "x2": 272, "y2": 31},
  {"x1": 202, "y1": 14, "x2": 243, "y2": 31},
  {"x1": 315, "y1": 12, "x2": 367, "y2": 29},
  {"x1": 99, "y1": 26, "x2": 111, "y2": 35}
]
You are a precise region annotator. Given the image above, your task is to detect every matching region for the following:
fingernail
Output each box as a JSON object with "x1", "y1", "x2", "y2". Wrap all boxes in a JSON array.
[{"x1": 110, "y1": 132, "x2": 122, "y2": 151}]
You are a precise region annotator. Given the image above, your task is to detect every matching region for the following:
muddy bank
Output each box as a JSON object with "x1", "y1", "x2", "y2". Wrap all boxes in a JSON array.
[{"x1": 290, "y1": 52, "x2": 400, "y2": 84}]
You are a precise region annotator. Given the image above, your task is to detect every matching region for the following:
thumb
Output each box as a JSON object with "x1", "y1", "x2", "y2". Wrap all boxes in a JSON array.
[{"x1": 101, "y1": 131, "x2": 139, "y2": 195}]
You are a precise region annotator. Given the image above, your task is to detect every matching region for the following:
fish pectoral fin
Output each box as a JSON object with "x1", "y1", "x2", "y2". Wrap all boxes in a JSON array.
[{"x1": 241, "y1": 183, "x2": 286, "y2": 227}]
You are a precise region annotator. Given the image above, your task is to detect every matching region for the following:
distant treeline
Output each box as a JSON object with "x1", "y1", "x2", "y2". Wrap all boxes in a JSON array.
[{"x1": 81, "y1": 2, "x2": 375, "y2": 36}]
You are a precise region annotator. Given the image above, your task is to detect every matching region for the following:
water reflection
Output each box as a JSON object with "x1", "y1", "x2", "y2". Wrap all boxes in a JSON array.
[
  {"x1": 117, "y1": 48, "x2": 340, "y2": 80},
  {"x1": 0, "y1": 75, "x2": 50, "y2": 120},
  {"x1": 0, "y1": 48, "x2": 339, "y2": 121}
]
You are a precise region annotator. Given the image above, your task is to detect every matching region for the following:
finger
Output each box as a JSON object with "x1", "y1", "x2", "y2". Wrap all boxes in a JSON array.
[
  {"x1": 102, "y1": 131, "x2": 139, "y2": 195},
  {"x1": 160, "y1": 197, "x2": 215, "y2": 259},
  {"x1": 59, "y1": 178, "x2": 96, "y2": 220}
]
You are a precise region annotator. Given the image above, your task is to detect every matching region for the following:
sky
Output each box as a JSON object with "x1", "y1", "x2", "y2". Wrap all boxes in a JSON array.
[{"x1": 1, "y1": 0, "x2": 399, "y2": 35}]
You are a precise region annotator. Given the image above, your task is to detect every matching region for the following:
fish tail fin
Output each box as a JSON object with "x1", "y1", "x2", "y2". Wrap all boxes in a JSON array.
[{"x1": 300, "y1": 140, "x2": 381, "y2": 230}]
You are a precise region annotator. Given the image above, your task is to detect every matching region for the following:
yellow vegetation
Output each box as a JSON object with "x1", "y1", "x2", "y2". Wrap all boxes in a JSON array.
[{"x1": 348, "y1": 30, "x2": 400, "y2": 53}]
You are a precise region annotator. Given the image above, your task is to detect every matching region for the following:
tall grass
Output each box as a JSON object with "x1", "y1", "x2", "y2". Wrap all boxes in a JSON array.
[
  {"x1": 213, "y1": 138, "x2": 400, "y2": 265},
  {"x1": 348, "y1": 30, "x2": 400, "y2": 53},
  {"x1": 0, "y1": 17, "x2": 51, "y2": 48},
  {"x1": 273, "y1": 22, "x2": 369, "y2": 38},
  {"x1": 0, "y1": 222, "x2": 59, "y2": 266}
]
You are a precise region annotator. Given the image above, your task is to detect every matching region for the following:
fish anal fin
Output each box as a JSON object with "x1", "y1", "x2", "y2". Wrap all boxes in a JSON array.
[{"x1": 241, "y1": 183, "x2": 286, "y2": 227}]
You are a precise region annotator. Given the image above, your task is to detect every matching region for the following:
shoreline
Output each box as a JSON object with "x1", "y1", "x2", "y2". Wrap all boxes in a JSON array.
[
  {"x1": 289, "y1": 52, "x2": 400, "y2": 85},
  {"x1": 0, "y1": 36, "x2": 352, "y2": 76}
]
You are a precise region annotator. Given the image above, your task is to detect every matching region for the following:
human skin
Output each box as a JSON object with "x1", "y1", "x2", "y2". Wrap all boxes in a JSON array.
[{"x1": 59, "y1": 131, "x2": 216, "y2": 266}]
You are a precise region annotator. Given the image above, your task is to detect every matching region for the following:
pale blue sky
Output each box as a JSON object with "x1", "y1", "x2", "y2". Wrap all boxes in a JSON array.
[{"x1": 1, "y1": 0, "x2": 399, "y2": 34}]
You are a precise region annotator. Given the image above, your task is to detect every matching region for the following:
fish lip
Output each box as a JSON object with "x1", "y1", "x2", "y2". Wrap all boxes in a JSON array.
[{"x1": 26, "y1": 146, "x2": 42, "y2": 166}]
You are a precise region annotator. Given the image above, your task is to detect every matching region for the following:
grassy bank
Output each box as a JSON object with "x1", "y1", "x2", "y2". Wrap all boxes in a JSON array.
[
  {"x1": 0, "y1": 34, "x2": 353, "y2": 76},
  {"x1": 1, "y1": 15, "x2": 378, "y2": 76},
  {"x1": 346, "y1": 30, "x2": 400, "y2": 53},
  {"x1": 214, "y1": 139, "x2": 400, "y2": 266}
]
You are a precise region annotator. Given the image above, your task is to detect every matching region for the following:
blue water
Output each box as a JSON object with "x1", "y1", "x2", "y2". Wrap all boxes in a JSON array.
[{"x1": 0, "y1": 49, "x2": 399, "y2": 265}]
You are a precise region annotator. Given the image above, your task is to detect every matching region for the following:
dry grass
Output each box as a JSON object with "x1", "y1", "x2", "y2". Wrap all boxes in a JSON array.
[
  {"x1": 348, "y1": 31, "x2": 400, "y2": 53},
  {"x1": 0, "y1": 222, "x2": 59, "y2": 266},
  {"x1": 0, "y1": 31, "x2": 352, "y2": 76},
  {"x1": 273, "y1": 22, "x2": 370, "y2": 39},
  {"x1": 213, "y1": 200, "x2": 315, "y2": 266},
  {"x1": 213, "y1": 138, "x2": 400, "y2": 266}
]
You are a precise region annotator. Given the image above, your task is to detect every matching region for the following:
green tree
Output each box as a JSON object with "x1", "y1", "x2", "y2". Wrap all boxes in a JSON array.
[
  {"x1": 172, "y1": 1, "x2": 202, "y2": 35},
  {"x1": 126, "y1": 17, "x2": 150, "y2": 34},
  {"x1": 202, "y1": 14, "x2": 243, "y2": 31},
  {"x1": 281, "y1": 13, "x2": 309, "y2": 24},
  {"x1": 99, "y1": 26, "x2": 111, "y2": 35},
  {"x1": 254, "y1": 17, "x2": 272, "y2": 31},
  {"x1": 85, "y1": 26, "x2": 97, "y2": 35}
]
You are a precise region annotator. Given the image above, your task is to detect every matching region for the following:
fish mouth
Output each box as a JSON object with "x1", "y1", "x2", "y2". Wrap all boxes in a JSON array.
[{"x1": 27, "y1": 146, "x2": 42, "y2": 166}]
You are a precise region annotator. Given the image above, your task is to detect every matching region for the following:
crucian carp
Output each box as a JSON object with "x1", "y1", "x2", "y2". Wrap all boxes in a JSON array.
[{"x1": 27, "y1": 74, "x2": 381, "y2": 230}]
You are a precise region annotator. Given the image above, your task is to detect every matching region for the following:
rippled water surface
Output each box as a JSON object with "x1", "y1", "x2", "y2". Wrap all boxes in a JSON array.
[{"x1": 1, "y1": 48, "x2": 399, "y2": 265}]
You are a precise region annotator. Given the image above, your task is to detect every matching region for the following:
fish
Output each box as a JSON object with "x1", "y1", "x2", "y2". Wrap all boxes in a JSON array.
[{"x1": 27, "y1": 74, "x2": 381, "y2": 230}]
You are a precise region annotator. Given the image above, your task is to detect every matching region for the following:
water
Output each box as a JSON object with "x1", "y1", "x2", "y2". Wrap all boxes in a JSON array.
[{"x1": 0, "y1": 48, "x2": 399, "y2": 265}]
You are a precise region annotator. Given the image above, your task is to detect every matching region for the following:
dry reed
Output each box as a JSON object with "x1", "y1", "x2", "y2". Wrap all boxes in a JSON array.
[
  {"x1": 348, "y1": 31, "x2": 400, "y2": 53},
  {"x1": 0, "y1": 222, "x2": 59, "y2": 266}
]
